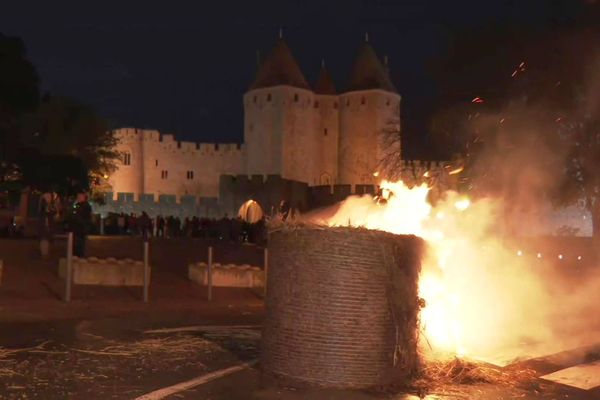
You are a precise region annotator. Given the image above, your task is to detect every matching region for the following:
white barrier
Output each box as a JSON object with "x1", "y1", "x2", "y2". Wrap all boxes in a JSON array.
[
  {"x1": 188, "y1": 262, "x2": 264, "y2": 289},
  {"x1": 60, "y1": 235, "x2": 150, "y2": 302},
  {"x1": 59, "y1": 257, "x2": 150, "y2": 286}
]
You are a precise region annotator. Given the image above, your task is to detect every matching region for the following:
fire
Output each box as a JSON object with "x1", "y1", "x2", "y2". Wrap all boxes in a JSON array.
[{"x1": 321, "y1": 180, "x2": 553, "y2": 362}]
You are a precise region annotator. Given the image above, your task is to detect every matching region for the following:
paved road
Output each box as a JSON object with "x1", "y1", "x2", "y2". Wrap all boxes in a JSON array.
[
  {"x1": 0, "y1": 317, "x2": 261, "y2": 399},
  {"x1": 1, "y1": 315, "x2": 599, "y2": 399}
]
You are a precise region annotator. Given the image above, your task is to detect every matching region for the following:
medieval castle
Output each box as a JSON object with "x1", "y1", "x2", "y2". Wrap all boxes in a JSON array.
[{"x1": 100, "y1": 37, "x2": 456, "y2": 218}]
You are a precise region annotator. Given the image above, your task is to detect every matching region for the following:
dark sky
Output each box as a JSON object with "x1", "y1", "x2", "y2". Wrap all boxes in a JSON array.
[{"x1": 1, "y1": 1, "x2": 596, "y2": 158}]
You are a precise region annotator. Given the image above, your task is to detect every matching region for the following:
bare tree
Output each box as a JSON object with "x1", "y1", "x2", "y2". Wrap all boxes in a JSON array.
[{"x1": 377, "y1": 118, "x2": 403, "y2": 181}]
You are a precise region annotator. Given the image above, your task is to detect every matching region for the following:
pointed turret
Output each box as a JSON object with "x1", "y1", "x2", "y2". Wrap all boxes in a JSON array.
[
  {"x1": 313, "y1": 60, "x2": 336, "y2": 95},
  {"x1": 249, "y1": 38, "x2": 310, "y2": 91},
  {"x1": 347, "y1": 40, "x2": 397, "y2": 93}
]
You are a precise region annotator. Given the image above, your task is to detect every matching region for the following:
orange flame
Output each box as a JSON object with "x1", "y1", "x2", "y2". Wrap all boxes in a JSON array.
[{"x1": 320, "y1": 180, "x2": 553, "y2": 362}]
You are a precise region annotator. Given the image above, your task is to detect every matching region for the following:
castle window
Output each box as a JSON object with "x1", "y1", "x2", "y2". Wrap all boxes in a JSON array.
[
  {"x1": 253, "y1": 95, "x2": 257, "y2": 104},
  {"x1": 314, "y1": 101, "x2": 319, "y2": 108},
  {"x1": 361, "y1": 97, "x2": 366, "y2": 105},
  {"x1": 177, "y1": 141, "x2": 181, "y2": 149},
  {"x1": 294, "y1": 93, "x2": 299, "y2": 102},
  {"x1": 123, "y1": 152, "x2": 131, "y2": 166},
  {"x1": 186, "y1": 170, "x2": 194, "y2": 180},
  {"x1": 324, "y1": 128, "x2": 328, "y2": 136},
  {"x1": 386, "y1": 99, "x2": 390, "y2": 106},
  {"x1": 155, "y1": 159, "x2": 159, "y2": 167},
  {"x1": 214, "y1": 143, "x2": 219, "y2": 150},
  {"x1": 161, "y1": 170, "x2": 168, "y2": 179},
  {"x1": 346, "y1": 99, "x2": 350, "y2": 106},
  {"x1": 267, "y1": 93, "x2": 272, "y2": 102},
  {"x1": 334, "y1": 102, "x2": 338, "y2": 109}
]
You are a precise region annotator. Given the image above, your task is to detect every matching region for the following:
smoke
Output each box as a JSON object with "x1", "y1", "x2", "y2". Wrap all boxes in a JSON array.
[
  {"x1": 305, "y1": 33, "x2": 600, "y2": 362},
  {"x1": 466, "y1": 104, "x2": 567, "y2": 215},
  {"x1": 441, "y1": 37, "x2": 600, "y2": 357}
]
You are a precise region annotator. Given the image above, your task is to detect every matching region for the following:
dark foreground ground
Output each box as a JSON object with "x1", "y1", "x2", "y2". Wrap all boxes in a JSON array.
[
  {"x1": 0, "y1": 315, "x2": 598, "y2": 400},
  {"x1": 0, "y1": 237, "x2": 599, "y2": 399}
]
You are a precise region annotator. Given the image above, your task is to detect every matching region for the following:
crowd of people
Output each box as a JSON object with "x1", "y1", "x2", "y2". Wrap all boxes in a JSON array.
[{"x1": 100, "y1": 212, "x2": 267, "y2": 245}]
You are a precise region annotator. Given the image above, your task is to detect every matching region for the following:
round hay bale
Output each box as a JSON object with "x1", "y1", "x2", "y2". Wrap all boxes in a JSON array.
[{"x1": 261, "y1": 226, "x2": 423, "y2": 389}]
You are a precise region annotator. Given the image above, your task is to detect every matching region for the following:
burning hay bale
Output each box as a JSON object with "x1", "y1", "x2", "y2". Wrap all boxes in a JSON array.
[{"x1": 261, "y1": 225, "x2": 423, "y2": 389}]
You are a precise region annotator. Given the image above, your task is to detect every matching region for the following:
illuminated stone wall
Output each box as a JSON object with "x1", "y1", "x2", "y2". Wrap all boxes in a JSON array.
[
  {"x1": 108, "y1": 128, "x2": 245, "y2": 201},
  {"x1": 243, "y1": 86, "x2": 345, "y2": 187},
  {"x1": 338, "y1": 89, "x2": 401, "y2": 186}
]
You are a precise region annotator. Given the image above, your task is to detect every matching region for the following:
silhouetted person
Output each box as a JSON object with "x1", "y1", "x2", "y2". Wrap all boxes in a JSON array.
[
  {"x1": 117, "y1": 213, "x2": 125, "y2": 234},
  {"x1": 183, "y1": 217, "x2": 191, "y2": 237},
  {"x1": 139, "y1": 211, "x2": 151, "y2": 241},
  {"x1": 173, "y1": 216, "x2": 182, "y2": 237},
  {"x1": 38, "y1": 192, "x2": 59, "y2": 258},
  {"x1": 218, "y1": 214, "x2": 230, "y2": 240},
  {"x1": 231, "y1": 217, "x2": 243, "y2": 242},
  {"x1": 192, "y1": 216, "x2": 200, "y2": 237},
  {"x1": 129, "y1": 213, "x2": 138, "y2": 235},
  {"x1": 71, "y1": 193, "x2": 92, "y2": 257},
  {"x1": 156, "y1": 215, "x2": 165, "y2": 237},
  {"x1": 253, "y1": 218, "x2": 267, "y2": 245}
]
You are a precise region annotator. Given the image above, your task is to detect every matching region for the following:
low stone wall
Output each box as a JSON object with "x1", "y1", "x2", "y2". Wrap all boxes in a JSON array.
[
  {"x1": 59, "y1": 257, "x2": 148, "y2": 286},
  {"x1": 188, "y1": 262, "x2": 264, "y2": 288}
]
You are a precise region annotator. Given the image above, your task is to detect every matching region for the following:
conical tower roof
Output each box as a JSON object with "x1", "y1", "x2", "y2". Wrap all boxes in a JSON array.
[
  {"x1": 347, "y1": 40, "x2": 397, "y2": 93},
  {"x1": 314, "y1": 61, "x2": 336, "y2": 95},
  {"x1": 249, "y1": 38, "x2": 310, "y2": 91}
]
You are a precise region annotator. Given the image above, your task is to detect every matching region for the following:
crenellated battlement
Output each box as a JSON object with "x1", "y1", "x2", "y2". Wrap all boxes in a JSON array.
[
  {"x1": 93, "y1": 192, "x2": 220, "y2": 218},
  {"x1": 114, "y1": 127, "x2": 245, "y2": 156}
]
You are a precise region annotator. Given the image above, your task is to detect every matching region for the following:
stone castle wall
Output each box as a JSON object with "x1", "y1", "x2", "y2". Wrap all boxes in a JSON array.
[
  {"x1": 338, "y1": 89, "x2": 401, "y2": 185},
  {"x1": 244, "y1": 86, "x2": 337, "y2": 186},
  {"x1": 109, "y1": 128, "x2": 245, "y2": 201}
]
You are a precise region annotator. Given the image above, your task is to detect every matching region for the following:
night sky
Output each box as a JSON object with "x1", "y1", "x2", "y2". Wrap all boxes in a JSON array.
[{"x1": 1, "y1": 1, "x2": 596, "y2": 158}]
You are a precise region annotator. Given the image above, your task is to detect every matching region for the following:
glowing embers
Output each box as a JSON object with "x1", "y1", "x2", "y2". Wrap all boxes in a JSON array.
[{"x1": 515, "y1": 249, "x2": 583, "y2": 262}]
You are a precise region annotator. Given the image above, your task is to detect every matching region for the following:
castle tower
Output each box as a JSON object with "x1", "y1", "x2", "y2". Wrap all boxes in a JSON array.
[
  {"x1": 313, "y1": 60, "x2": 339, "y2": 185},
  {"x1": 338, "y1": 38, "x2": 401, "y2": 186},
  {"x1": 108, "y1": 127, "x2": 144, "y2": 199},
  {"x1": 244, "y1": 37, "x2": 317, "y2": 184}
]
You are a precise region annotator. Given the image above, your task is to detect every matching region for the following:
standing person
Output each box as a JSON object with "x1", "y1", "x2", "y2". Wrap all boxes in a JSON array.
[
  {"x1": 139, "y1": 211, "x2": 151, "y2": 241},
  {"x1": 156, "y1": 215, "x2": 165, "y2": 237},
  {"x1": 183, "y1": 217, "x2": 191, "y2": 237},
  {"x1": 166, "y1": 216, "x2": 173, "y2": 238},
  {"x1": 117, "y1": 213, "x2": 125, "y2": 235},
  {"x1": 149, "y1": 216, "x2": 154, "y2": 237},
  {"x1": 174, "y1": 216, "x2": 182, "y2": 237},
  {"x1": 129, "y1": 213, "x2": 138, "y2": 235},
  {"x1": 38, "y1": 192, "x2": 59, "y2": 259},
  {"x1": 231, "y1": 216, "x2": 243, "y2": 243},
  {"x1": 71, "y1": 192, "x2": 92, "y2": 257}
]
